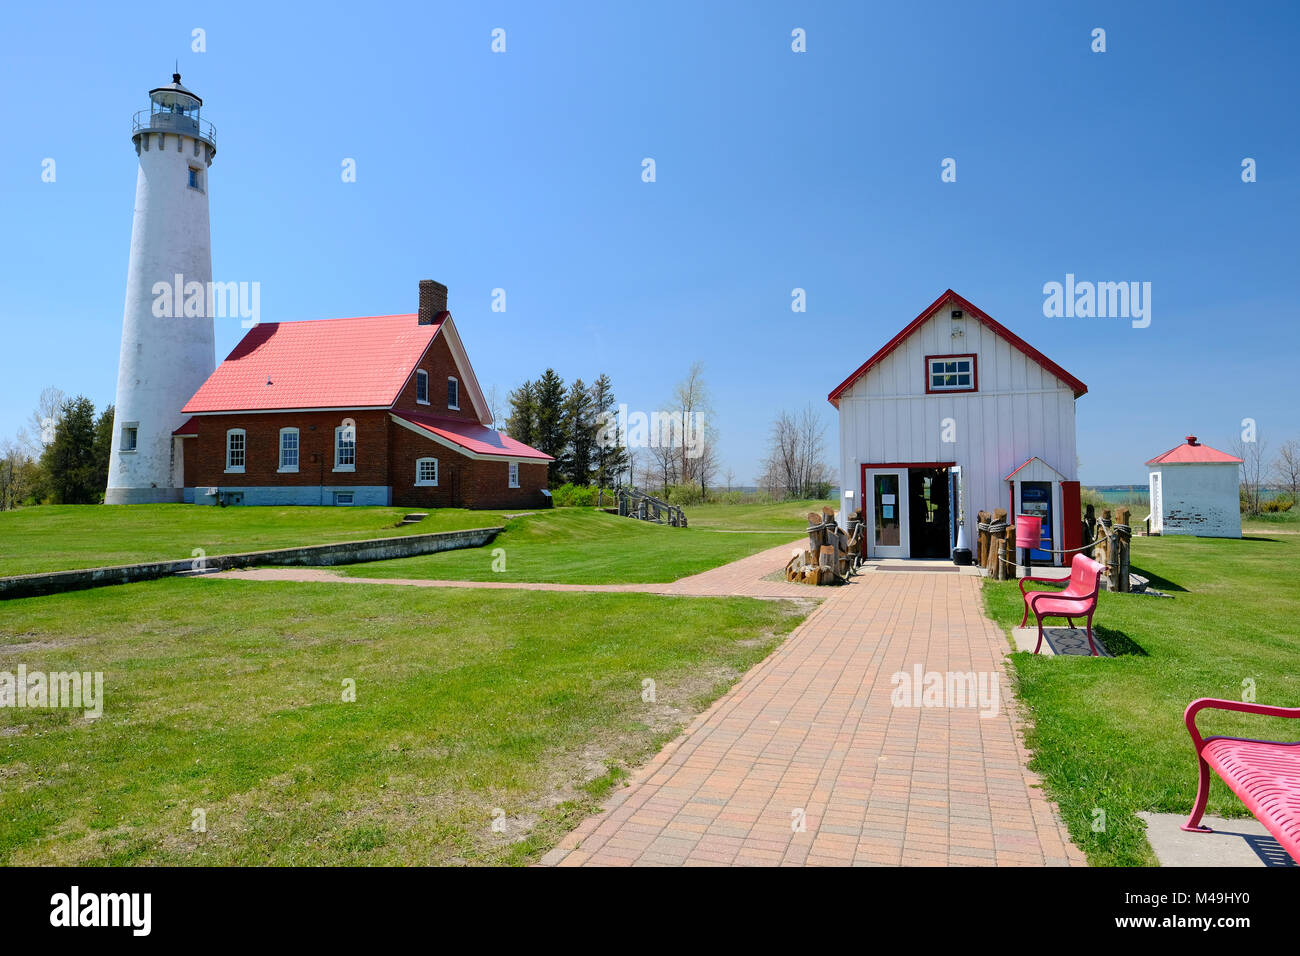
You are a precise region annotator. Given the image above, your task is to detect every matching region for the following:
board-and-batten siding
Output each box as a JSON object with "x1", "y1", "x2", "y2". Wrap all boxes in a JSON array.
[{"x1": 837, "y1": 307, "x2": 1077, "y2": 549}]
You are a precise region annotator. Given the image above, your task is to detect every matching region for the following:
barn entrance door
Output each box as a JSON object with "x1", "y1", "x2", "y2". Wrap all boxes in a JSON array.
[
  {"x1": 907, "y1": 467, "x2": 951, "y2": 559},
  {"x1": 863, "y1": 468, "x2": 907, "y2": 559}
]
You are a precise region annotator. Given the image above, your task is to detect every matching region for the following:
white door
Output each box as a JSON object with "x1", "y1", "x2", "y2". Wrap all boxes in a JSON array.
[{"x1": 865, "y1": 468, "x2": 909, "y2": 558}]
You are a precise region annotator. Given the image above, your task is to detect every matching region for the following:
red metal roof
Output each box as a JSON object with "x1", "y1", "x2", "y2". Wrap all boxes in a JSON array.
[
  {"x1": 182, "y1": 313, "x2": 440, "y2": 413},
  {"x1": 1146, "y1": 436, "x2": 1242, "y2": 466},
  {"x1": 828, "y1": 290, "x2": 1089, "y2": 406},
  {"x1": 391, "y1": 410, "x2": 553, "y2": 461}
]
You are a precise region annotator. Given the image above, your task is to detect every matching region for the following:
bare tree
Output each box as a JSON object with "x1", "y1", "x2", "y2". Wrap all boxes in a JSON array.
[
  {"x1": 671, "y1": 361, "x2": 715, "y2": 492},
  {"x1": 1231, "y1": 432, "x2": 1270, "y2": 515},
  {"x1": 0, "y1": 440, "x2": 35, "y2": 511},
  {"x1": 760, "y1": 404, "x2": 830, "y2": 499},
  {"x1": 1274, "y1": 439, "x2": 1300, "y2": 505},
  {"x1": 18, "y1": 386, "x2": 67, "y2": 458},
  {"x1": 484, "y1": 384, "x2": 503, "y2": 430}
]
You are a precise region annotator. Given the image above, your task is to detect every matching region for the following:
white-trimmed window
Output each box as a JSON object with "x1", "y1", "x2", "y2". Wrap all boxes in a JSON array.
[
  {"x1": 225, "y1": 429, "x2": 246, "y2": 472},
  {"x1": 447, "y1": 377, "x2": 459, "y2": 410},
  {"x1": 927, "y1": 354, "x2": 976, "y2": 392},
  {"x1": 121, "y1": 423, "x2": 139, "y2": 453},
  {"x1": 334, "y1": 491, "x2": 354, "y2": 506},
  {"x1": 415, "y1": 457, "x2": 438, "y2": 486},
  {"x1": 334, "y1": 424, "x2": 356, "y2": 471},
  {"x1": 416, "y1": 369, "x2": 429, "y2": 404},
  {"x1": 279, "y1": 427, "x2": 299, "y2": 472},
  {"x1": 508, "y1": 461, "x2": 519, "y2": 488}
]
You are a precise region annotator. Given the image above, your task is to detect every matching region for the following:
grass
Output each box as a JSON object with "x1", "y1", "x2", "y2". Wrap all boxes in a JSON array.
[
  {"x1": 685, "y1": 498, "x2": 837, "y2": 531},
  {"x1": 981, "y1": 530, "x2": 1300, "y2": 866},
  {"x1": 341, "y1": 509, "x2": 801, "y2": 584},
  {"x1": 0, "y1": 577, "x2": 808, "y2": 865},
  {"x1": 0, "y1": 504, "x2": 505, "y2": 576}
]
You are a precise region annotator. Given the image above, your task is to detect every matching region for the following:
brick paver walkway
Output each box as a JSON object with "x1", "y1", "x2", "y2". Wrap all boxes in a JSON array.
[{"x1": 539, "y1": 571, "x2": 1084, "y2": 866}]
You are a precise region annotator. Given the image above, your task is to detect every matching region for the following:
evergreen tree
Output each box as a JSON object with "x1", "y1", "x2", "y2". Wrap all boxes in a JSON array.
[
  {"x1": 532, "y1": 369, "x2": 568, "y2": 485},
  {"x1": 41, "y1": 396, "x2": 99, "y2": 504},
  {"x1": 590, "y1": 373, "x2": 629, "y2": 488},
  {"x1": 504, "y1": 380, "x2": 536, "y2": 447},
  {"x1": 92, "y1": 404, "x2": 114, "y2": 496},
  {"x1": 563, "y1": 379, "x2": 595, "y2": 486}
]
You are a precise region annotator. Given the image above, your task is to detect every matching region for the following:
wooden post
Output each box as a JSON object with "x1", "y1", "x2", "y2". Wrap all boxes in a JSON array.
[
  {"x1": 976, "y1": 509, "x2": 990, "y2": 568},
  {"x1": 1083, "y1": 504, "x2": 1096, "y2": 552},
  {"x1": 985, "y1": 509, "x2": 1007, "y2": 576},
  {"x1": 1114, "y1": 506, "x2": 1131, "y2": 592},
  {"x1": 1003, "y1": 523, "x2": 1017, "y2": 580}
]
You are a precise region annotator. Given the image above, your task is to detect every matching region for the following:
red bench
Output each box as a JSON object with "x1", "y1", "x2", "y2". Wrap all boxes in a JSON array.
[
  {"x1": 1018, "y1": 553, "x2": 1104, "y2": 656},
  {"x1": 1182, "y1": 698, "x2": 1300, "y2": 861}
]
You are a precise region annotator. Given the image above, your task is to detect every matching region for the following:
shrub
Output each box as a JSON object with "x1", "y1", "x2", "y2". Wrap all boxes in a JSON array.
[
  {"x1": 665, "y1": 483, "x2": 704, "y2": 506},
  {"x1": 551, "y1": 483, "x2": 596, "y2": 507}
]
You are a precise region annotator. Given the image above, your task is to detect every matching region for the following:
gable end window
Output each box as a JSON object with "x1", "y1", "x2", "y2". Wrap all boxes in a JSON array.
[
  {"x1": 225, "y1": 429, "x2": 246, "y2": 473},
  {"x1": 925, "y1": 354, "x2": 977, "y2": 393},
  {"x1": 416, "y1": 369, "x2": 429, "y2": 404},
  {"x1": 415, "y1": 457, "x2": 438, "y2": 486},
  {"x1": 447, "y1": 377, "x2": 459, "y2": 410},
  {"x1": 334, "y1": 424, "x2": 356, "y2": 472},
  {"x1": 279, "y1": 427, "x2": 300, "y2": 472}
]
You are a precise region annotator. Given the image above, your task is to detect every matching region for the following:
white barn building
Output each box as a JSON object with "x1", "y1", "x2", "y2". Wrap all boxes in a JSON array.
[
  {"x1": 1145, "y1": 436, "x2": 1243, "y2": 538},
  {"x1": 828, "y1": 291, "x2": 1088, "y2": 565}
]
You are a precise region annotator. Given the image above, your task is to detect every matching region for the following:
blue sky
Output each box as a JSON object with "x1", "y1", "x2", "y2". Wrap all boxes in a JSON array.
[{"x1": 1, "y1": 0, "x2": 1296, "y2": 484}]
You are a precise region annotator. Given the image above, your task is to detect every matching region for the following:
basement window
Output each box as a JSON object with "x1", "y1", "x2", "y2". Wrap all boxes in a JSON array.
[
  {"x1": 334, "y1": 492, "x2": 354, "y2": 506},
  {"x1": 415, "y1": 457, "x2": 438, "y2": 486},
  {"x1": 225, "y1": 429, "x2": 245, "y2": 473},
  {"x1": 926, "y1": 354, "x2": 976, "y2": 392}
]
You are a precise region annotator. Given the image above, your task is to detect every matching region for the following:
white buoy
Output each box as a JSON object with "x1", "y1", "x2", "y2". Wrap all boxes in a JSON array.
[{"x1": 105, "y1": 73, "x2": 216, "y2": 504}]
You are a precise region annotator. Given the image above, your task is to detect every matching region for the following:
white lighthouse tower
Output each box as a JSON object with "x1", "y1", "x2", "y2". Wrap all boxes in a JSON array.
[{"x1": 105, "y1": 73, "x2": 217, "y2": 504}]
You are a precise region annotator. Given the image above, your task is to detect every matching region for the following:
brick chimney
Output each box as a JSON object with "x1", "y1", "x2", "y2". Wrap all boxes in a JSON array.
[{"x1": 418, "y1": 279, "x2": 448, "y2": 325}]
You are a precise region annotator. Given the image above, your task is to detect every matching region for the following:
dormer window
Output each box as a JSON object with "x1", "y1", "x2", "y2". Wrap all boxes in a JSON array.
[
  {"x1": 416, "y1": 369, "x2": 429, "y2": 404},
  {"x1": 447, "y1": 377, "x2": 459, "y2": 410},
  {"x1": 926, "y1": 354, "x2": 977, "y2": 393}
]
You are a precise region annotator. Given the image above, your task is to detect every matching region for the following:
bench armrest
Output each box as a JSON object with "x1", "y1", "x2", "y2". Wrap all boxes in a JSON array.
[
  {"x1": 1184, "y1": 697, "x2": 1300, "y2": 751},
  {"x1": 1018, "y1": 576, "x2": 1064, "y2": 597}
]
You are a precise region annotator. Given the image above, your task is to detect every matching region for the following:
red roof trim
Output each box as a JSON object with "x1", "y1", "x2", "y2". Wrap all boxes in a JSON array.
[
  {"x1": 172, "y1": 417, "x2": 198, "y2": 436},
  {"x1": 827, "y1": 290, "x2": 1089, "y2": 406}
]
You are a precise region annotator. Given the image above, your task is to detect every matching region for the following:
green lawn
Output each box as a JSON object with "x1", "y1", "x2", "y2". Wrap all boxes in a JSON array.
[
  {"x1": 0, "y1": 504, "x2": 505, "y2": 576},
  {"x1": 685, "y1": 498, "x2": 837, "y2": 531},
  {"x1": 981, "y1": 530, "x2": 1300, "y2": 866},
  {"x1": 341, "y1": 509, "x2": 801, "y2": 584},
  {"x1": 0, "y1": 578, "x2": 807, "y2": 865}
]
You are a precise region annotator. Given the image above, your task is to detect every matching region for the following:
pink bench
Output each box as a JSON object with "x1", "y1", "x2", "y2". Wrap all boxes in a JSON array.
[
  {"x1": 1018, "y1": 553, "x2": 1104, "y2": 656},
  {"x1": 1182, "y1": 698, "x2": 1300, "y2": 861}
]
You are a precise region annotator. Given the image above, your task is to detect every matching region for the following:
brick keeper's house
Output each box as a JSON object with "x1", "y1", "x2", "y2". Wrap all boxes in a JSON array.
[{"x1": 175, "y1": 280, "x2": 553, "y2": 508}]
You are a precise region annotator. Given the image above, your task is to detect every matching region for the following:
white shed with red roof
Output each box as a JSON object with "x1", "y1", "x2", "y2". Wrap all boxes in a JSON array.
[
  {"x1": 828, "y1": 291, "x2": 1087, "y2": 564},
  {"x1": 1146, "y1": 436, "x2": 1243, "y2": 538}
]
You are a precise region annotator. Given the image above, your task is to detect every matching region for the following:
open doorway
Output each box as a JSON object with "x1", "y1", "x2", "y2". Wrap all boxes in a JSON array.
[{"x1": 907, "y1": 467, "x2": 951, "y2": 559}]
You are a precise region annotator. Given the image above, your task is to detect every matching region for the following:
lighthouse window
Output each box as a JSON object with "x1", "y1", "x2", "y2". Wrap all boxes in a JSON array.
[
  {"x1": 334, "y1": 425, "x2": 356, "y2": 471},
  {"x1": 121, "y1": 424, "x2": 139, "y2": 453},
  {"x1": 188, "y1": 167, "x2": 203, "y2": 191},
  {"x1": 279, "y1": 428, "x2": 299, "y2": 472},
  {"x1": 416, "y1": 369, "x2": 429, "y2": 404},
  {"x1": 225, "y1": 429, "x2": 246, "y2": 473},
  {"x1": 448, "y1": 377, "x2": 459, "y2": 410}
]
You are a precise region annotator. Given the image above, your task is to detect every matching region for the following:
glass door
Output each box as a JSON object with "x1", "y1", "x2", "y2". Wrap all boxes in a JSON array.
[{"x1": 865, "y1": 469, "x2": 908, "y2": 558}]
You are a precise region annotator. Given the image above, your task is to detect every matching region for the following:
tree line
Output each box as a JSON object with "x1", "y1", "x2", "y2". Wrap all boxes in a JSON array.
[
  {"x1": 505, "y1": 371, "x2": 629, "y2": 488},
  {"x1": 0, "y1": 387, "x2": 115, "y2": 509}
]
